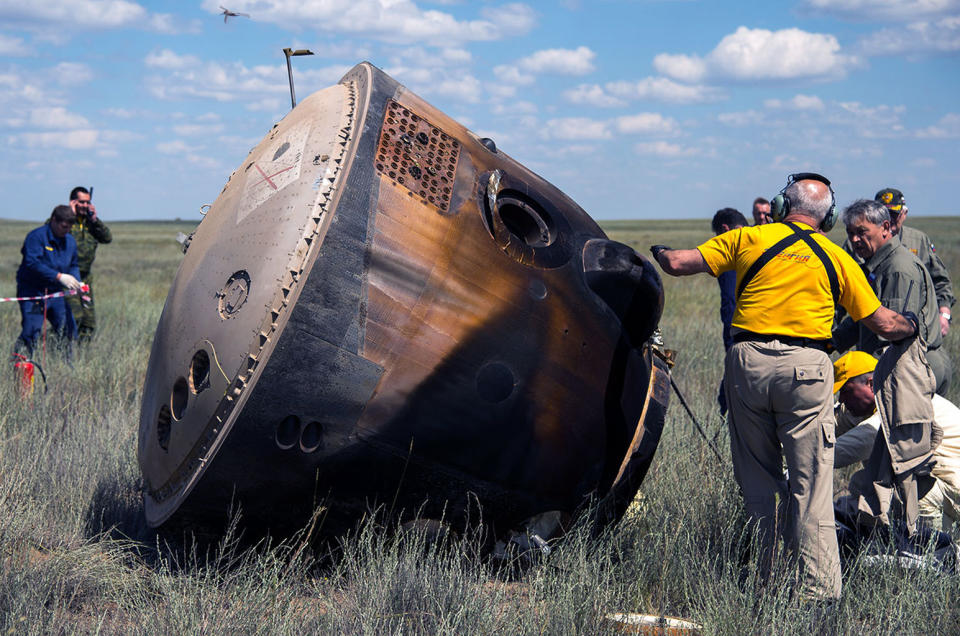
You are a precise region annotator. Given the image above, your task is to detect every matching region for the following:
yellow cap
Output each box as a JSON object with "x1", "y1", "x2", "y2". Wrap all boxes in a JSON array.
[{"x1": 833, "y1": 351, "x2": 877, "y2": 394}]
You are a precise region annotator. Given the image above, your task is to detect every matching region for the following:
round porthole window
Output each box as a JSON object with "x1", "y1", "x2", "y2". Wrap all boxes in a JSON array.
[
  {"x1": 478, "y1": 170, "x2": 572, "y2": 269},
  {"x1": 497, "y1": 194, "x2": 556, "y2": 248}
]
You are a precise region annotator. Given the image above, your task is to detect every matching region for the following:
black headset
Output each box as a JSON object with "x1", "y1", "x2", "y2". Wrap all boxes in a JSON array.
[{"x1": 770, "y1": 172, "x2": 837, "y2": 232}]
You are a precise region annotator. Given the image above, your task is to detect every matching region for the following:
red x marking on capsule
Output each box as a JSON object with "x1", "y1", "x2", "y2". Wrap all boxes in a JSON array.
[{"x1": 253, "y1": 163, "x2": 295, "y2": 190}]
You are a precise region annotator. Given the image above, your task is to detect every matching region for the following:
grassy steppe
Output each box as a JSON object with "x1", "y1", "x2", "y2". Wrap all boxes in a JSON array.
[{"x1": 0, "y1": 217, "x2": 957, "y2": 634}]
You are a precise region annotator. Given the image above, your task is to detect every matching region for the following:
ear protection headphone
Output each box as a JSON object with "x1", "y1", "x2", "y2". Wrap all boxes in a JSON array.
[{"x1": 770, "y1": 172, "x2": 837, "y2": 231}]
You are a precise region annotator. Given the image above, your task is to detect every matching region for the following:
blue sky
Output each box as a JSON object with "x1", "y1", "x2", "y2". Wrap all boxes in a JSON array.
[{"x1": 1, "y1": 0, "x2": 958, "y2": 221}]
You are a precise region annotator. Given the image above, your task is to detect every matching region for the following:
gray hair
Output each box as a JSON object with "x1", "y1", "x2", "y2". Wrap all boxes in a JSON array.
[
  {"x1": 841, "y1": 198, "x2": 889, "y2": 229},
  {"x1": 784, "y1": 180, "x2": 832, "y2": 224}
]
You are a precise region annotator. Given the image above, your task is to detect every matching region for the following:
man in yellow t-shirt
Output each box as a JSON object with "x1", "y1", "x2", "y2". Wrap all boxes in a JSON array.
[{"x1": 650, "y1": 173, "x2": 918, "y2": 602}]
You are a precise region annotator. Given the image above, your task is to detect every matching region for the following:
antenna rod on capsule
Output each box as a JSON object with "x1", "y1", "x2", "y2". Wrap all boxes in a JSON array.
[{"x1": 283, "y1": 48, "x2": 314, "y2": 109}]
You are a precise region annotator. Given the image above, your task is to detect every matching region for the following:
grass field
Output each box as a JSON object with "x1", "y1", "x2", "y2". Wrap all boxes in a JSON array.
[{"x1": 0, "y1": 217, "x2": 957, "y2": 634}]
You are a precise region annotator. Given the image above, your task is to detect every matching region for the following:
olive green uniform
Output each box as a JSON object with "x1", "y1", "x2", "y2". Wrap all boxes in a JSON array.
[
  {"x1": 898, "y1": 225, "x2": 955, "y2": 311},
  {"x1": 66, "y1": 216, "x2": 111, "y2": 341},
  {"x1": 834, "y1": 238, "x2": 952, "y2": 394},
  {"x1": 842, "y1": 226, "x2": 954, "y2": 310}
]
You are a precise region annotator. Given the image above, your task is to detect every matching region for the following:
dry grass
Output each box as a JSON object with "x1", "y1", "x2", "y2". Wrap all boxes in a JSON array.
[{"x1": 0, "y1": 217, "x2": 956, "y2": 634}]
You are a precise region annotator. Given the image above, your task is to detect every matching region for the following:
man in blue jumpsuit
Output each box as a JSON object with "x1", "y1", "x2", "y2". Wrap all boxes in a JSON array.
[
  {"x1": 710, "y1": 207, "x2": 749, "y2": 414},
  {"x1": 15, "y1": 205, "x2": 83, "y2": 355}
]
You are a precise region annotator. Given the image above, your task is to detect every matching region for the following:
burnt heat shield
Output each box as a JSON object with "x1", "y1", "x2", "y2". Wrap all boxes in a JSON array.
[{"x1": 138, "y1": 62, "x2": 668, "y2": 535}]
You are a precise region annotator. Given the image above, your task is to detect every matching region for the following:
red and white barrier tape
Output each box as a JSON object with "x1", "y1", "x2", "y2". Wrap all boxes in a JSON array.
[{"x1": 0, "y1": 284, "x2": 90, "y2": 303}]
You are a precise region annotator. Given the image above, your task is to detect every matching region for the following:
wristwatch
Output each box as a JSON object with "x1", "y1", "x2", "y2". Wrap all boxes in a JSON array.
[{"x1": 942, "y1": 310, "x2": 952, "y2": 323}]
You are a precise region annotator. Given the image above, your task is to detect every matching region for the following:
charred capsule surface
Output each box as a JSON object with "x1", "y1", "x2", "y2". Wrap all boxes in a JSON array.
[{"x1": 138, "y1": 62, "x2": 668, "y2": 536}]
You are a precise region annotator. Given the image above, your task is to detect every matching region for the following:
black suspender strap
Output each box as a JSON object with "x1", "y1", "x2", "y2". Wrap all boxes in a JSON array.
[
  {"x1": 736, "y1": 233, "x2": 803, "y2": 299},
  {"x1": 784, "y1": 222, "x2": 840, "y2": 306},
  {"x1": 736, "y1": 222, "x2": 841, "y2": 307}
]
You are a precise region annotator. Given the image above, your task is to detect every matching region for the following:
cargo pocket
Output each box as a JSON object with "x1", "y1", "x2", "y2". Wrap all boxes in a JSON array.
[
  {"x1": 794, "y1": 364, "x2": 825, "y2": 383},
  {"x1": 820, "y1": 420, "x2": 835, "y2": 464},
  {"x1": 793, "y1": 362, "x2": 828, "y2": 408}
]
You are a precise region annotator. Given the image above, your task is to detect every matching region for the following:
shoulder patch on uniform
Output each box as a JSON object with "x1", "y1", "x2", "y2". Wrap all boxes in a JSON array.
[{"x1": 930, "y1": 243, "x2": 936, "y2": 253}]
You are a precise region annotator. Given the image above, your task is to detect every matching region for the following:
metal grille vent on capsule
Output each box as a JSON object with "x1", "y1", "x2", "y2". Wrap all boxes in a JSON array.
[{"x1": 375, "y1": 100, "x2": 459, "y2": 213}]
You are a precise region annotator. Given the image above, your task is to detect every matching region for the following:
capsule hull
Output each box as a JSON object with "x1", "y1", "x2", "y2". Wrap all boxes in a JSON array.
[{"x1": 138, "y1": 62, "x2": 668, "y2": 535}]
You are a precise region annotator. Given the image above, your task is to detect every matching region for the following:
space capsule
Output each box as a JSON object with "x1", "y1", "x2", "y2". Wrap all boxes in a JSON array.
[{"x1": 138, "y1": 62, "x2": 669, "y2": 537}]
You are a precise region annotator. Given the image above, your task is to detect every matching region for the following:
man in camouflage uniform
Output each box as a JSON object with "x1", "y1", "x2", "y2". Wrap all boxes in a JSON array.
[{"x1": 66, "y1": 186, "x2": 112, "y2": 343}]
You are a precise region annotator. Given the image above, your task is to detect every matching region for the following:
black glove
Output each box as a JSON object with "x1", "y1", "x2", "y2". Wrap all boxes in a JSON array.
[
  {"x1": 650, "y1": 245, "x2": 671, "y2": 262},
  {"x1": 898, "y1": 310, "x2": 920, "y2": 342}
]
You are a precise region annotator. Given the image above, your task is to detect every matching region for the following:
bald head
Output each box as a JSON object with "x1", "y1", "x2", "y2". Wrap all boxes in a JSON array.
[{"x1": 784, "y1": 178, "x2": 832, "y2": 225}]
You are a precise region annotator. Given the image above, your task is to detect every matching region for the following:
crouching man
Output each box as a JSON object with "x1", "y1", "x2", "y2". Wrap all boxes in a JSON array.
[{"x1": 832, "y1": 351, "x2": 960, "y2": 534}]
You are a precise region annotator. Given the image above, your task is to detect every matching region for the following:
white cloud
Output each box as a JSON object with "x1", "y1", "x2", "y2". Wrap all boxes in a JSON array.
[
  {"x1": 29, "y1": 106, "x2": 89, "y2": 129},
  {"x1": 308, "y1": 41, "x2": 374, "y2": 60},
  {"x1": 429, "y1": 73, "x2": 483, "y2": 103},
  {"x1": 173, "y1": 123, "x2": 225, "y2": 136},
  {"x1": 800, "y1": 0, "x2": 960, "y2": 21},
  {"x1": 541, "y1": 117, "x2": 611, "y2": 140},
  {"x1": 0, "y1": 33, "x2": 28, "y2": 56},
  {"x1": 0, "y1": 70, "x2": 57, "y2": 105},
  {"x1": 198, "y1": 0, "x2": 536, "y2": 46},
  {"x1": 100, "y1": 129, "x2": 142, "y2": 143},
  {"x1": 615, "y1": 112, "x2": 679, "y2": 135},
  {"x1": 246, "y1": 97, "x2": 284, "y2": 112},
  {"x1": 860, "y1": 15, "x2": 960, "y2": 55},
  {"x1": 832, "y1": 101, "x2": 908, "y2": 137},
  {"x1": 563, "y1": 84, "x2": 626, "y2": 108},
  {"x1": 634, "y1": 141, "x2": 698, "y2": 157},
  {"x1": 184, "y1": 153, "x2": 221, "y2": 170},
  {"x1": 51, "y1": 62, "x2": 93, "y2": 86},
  {"x1": 145, "y1": 49, "x2": 200, "y2": 70},
  {"x1": 148, "y1": 13, "x2": 201, "y2": 35},
  {"x1": 916, "y1": 113, "x2": 960, "y2": 138},
  {"x1": 490, "y1": 100, "x2": 538, "y2": 115},
  {"x1": 516, "y1": 46, "x2": 595, "y2": 75},
  {"x1": 103, "y1": 107, "x2": 135, "y2": 119},
  {"x1": 717, "y1": 110, "x2": 764, "y2": 127},
  {"x1": 0, "y1": 1, "x2": 200, "y2": 34},
  {"x1": 386, "y1": 63, "x2": 483, "y2": 103},
  {"x1": 0, "y1": 1, "x2": 147, "y2": 28},
  {"x1": 441, "y1": 48, "x2": 472, "y2": 64},
  {"x1": 156, "y1": 140, "x2": 198, "y2": 154},
  {"x1": 606, "y1": 77, "x2": 723, "y2": 104},
  {"x1": 14, "y1": 129, "x2": 99, "y2": 149},
  {"x1": 655, "y1": 27, "x2": 861, "y2": 83},
  {"x1": 492, "y1": 64, "x2": 534, "y2": 85},
  {"x1": 764, "y1": 94, "x2": 825, "y2": 111},
  {"x1": 146, "y1": 58, "x2": 349, "y2": 103},
  {"x1": 652, "y1": 53, "x2": 706, "y2": 83},
  {"x1": 494, "y1": 45, "x2": 595, "y2": 86},
  {"x1": 389, "y1": 46, "x2": 472, "y2": 69}
]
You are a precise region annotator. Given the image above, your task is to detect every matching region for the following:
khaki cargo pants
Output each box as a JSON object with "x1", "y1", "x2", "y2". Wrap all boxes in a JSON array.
[{"x1": 724, "y1": 339, "x2": 841, "y2": 601}]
